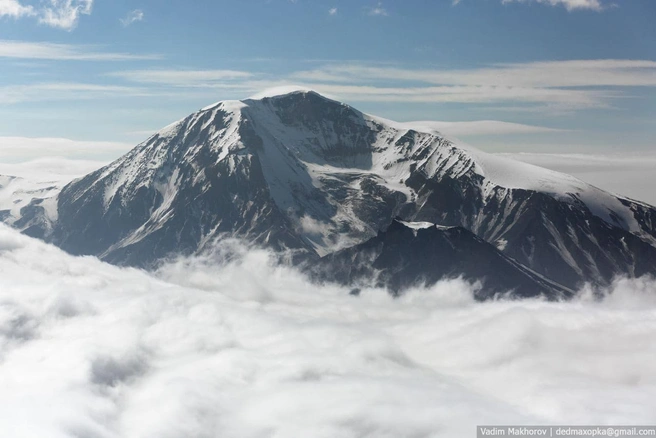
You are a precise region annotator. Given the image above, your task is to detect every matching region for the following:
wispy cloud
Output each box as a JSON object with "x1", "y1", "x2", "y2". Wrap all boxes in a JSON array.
[
  {"x1": 120, "y1": 9, "x2": 144, "y2": 27},
  {"x1": 287, "y1": 60, "x2": 656, "y2": 111},
  {"x1": 273, "y1": 83, "x2": 615, "y2": 109},
  {"x1": 0, "y1": 40, "x2": 160, "y2": 61},
  {"x1": 0, "y1": 0, "x2": 93, "y2": 30},
  {"x1": 294, "y1": 60, "x2": 656, "y2": 88},
  {"x1": 367, "y1": 2, "x2": 388, "y2": 16},
  {"x1": 453, "y1": 0, "x2": 608, "y2": 10},
  {"x1": 0, "y1": 82, "x2": 152, "y2": 104},
  {"x1": 501, "y1": 0, "x2": 605, "y2": 11},
  {"x1": 328, "y1": 7, "x2": 337, "y2": 16},
  {"x1": 417, "y1": 120, "x2": 567, "y2": 136},
  {"x1": 39, "y1": 0, "x2": 93, "y2": 30},
  {"x1": 0, "y1": 137, "x2": 130, "y2": 161},
  {"x1": 109, "y1": 69, "x2": 255, "y2": 87},
  {"x1": 105, "y1": 76, "x2": 610, "y2": 111},
  {"x1": 7, "y1": 60, "x2": 655, "y2": 113}
]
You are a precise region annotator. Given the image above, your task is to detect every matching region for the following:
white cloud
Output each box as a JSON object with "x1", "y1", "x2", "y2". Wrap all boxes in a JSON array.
[
  {"x1": 502, "y1": 0, "x2": 604, "y2": 11},
  {"x1": 120, "y1": 9, "x2": 144, "y2": 27},
  {"x1": 0, "y1": 0, "x2": 33, "y2": 18},
  {"x1": 0, "y1": 0, "x2": 92, "y2": 30},
  {"x1": 0, "y1": 79, "x2": 257, "y2": 105},
  {"x1": 393, "y1": 0, "x2": 606, "y2": 10},
  {"x1": 298, "y1": 215, "x2": 328, "y2": 235},
  {"x1": 0, "y1": 40, "x2": 160, "y2": 60},
  {"x1": 0, "y1": 225, "x2": 655, "y2": 436},
  {"x1": 367, "y1": 2, "x2": 388, "y2": 16},
  {"x1": 110, "y1": 69, "x2": 255, "y2": 87},
  {"x1": 328, "y1": 7, "x2": 337, "y2": 15},
  {"x1": 38, "y1": 0, "x2": 93, "y2": 30},
  {"x1": 0, "y1": 82, "x2": 153, "y2": 104}
]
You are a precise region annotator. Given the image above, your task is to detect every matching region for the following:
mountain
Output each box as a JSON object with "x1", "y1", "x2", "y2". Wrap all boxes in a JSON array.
[
  {"x1": 309, "y1": 218, "x2": 573, "y2": 299},
  {"x1": 5, "y1": 88, "x2": 656, "y2": 293},
  {"x1": 0, "y1": 174, "x2": 60, "y2": 239}
]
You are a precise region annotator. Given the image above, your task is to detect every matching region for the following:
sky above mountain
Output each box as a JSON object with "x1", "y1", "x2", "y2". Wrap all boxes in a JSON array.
[{"x1": 0, "y1": 0, "x2": 655, "y2": 155}]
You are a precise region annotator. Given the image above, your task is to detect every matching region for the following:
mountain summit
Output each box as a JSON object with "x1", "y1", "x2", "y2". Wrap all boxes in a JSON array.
[{"x1": 6, "y1": 89, "x2": 656, "y2": 295}]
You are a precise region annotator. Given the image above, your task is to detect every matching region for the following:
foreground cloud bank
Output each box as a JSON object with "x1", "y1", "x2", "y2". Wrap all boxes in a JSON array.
[{"x1": 1, "y1": 225, "x2": 655, "y2": 437}]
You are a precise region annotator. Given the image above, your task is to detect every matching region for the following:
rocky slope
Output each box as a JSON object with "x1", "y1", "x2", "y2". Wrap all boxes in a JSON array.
[{"x1": 309, "y1": 218, "x2": 574, "y2": 299}]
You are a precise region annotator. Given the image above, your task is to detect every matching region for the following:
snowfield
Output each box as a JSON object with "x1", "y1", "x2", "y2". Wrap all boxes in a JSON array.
[{"x1": 1, "y1": 224, "x2": 655, "y2": 437}]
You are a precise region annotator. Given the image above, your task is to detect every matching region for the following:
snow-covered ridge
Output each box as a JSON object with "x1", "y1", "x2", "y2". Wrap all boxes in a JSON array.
[{"x1": 364, "y1": 114, "x2": 644, "y2": 234}]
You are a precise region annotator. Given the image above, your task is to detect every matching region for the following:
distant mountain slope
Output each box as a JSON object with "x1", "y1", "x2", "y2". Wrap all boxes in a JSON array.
[
  {"x1": 0, "y1": 175, "x2": 61, "y2": 239},
  {"x1": 5, "y1": 89, "x2": 656, "y2": 292}
]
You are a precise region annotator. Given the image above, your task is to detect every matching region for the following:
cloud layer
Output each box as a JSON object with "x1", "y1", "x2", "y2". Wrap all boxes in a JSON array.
[
  {"x1": 285, "y1": 60, "x2": 656, "y2": 110},
  {"x1": 0, "y1": 40, "x2": 159, "y2": 61},
  {"x1": 98, "y1": 59, "x2": 656, "y2": 113},
  {"x1": 1, "y1": 48, "x2": 653, "y2": 114},
  {"x1": 0, "y1": 225, "x2": 655, "y2": 437},
  {"x1": 109, "y1": 69, "x2": 255, "y2": 87},
  {"x1": 0, "y1": 136, "x2": 130, "y2": 162},
  {"x1": 0, "y1": 82, "x2": 153, "y2": 105}
]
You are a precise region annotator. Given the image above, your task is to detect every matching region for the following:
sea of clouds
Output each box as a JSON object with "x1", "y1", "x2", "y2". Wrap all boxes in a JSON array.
[{"x1": 1, "y1": 225, "x2": 656, "y2": 438}]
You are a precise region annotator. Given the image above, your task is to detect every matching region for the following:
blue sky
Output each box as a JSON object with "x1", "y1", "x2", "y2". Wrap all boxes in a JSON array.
[{"x1": 0, "y1": 0, "x2": 655, "y2": 155}]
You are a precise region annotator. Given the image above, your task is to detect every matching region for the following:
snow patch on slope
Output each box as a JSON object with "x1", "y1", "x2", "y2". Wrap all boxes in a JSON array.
[{"x1": 397, "y1": 220, "x2": 435, "y2": 230}]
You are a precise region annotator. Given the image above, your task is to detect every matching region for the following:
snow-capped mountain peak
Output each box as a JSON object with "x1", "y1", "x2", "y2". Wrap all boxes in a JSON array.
[{"x1": 4, "y1": 90, "x2": 656, "y2": 292}]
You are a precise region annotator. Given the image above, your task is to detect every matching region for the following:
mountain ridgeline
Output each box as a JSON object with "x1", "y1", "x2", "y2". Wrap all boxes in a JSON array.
[{"x1": 6, "y1": 90, "x2": 656, "y2": 298}]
